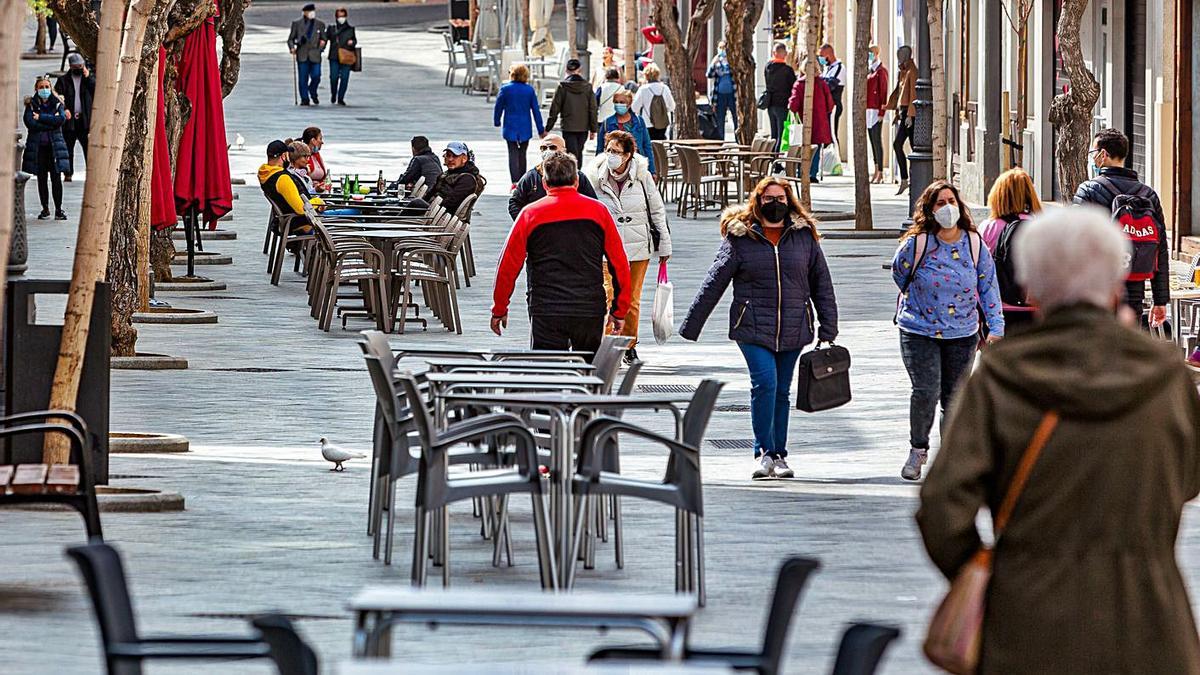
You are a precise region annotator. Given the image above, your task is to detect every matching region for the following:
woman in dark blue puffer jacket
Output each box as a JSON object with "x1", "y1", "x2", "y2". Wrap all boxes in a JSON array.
[
  {"x1": 680, "y1": 176, "x2": 838, "y2": 480},
  {"x1": 22, "y1": 75, "x2": 71, "y2": 220}
]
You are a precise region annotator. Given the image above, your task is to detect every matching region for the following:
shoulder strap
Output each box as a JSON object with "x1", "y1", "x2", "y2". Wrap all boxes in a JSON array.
[
  {"x1": 1092, "y1": 175, "x2": 1122, "y2": 204},
  {"x1": 967, "y1": 231, "x2": 981, "y2": 265},
  {"x1": 994, "y1": 411, "x2": 1060, "y2": 537},
  {"x1": 900, "y1": 233, "x2": 928, "y2": 294}
]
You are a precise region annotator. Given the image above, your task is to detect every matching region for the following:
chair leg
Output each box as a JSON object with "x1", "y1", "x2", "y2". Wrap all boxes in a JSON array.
[
  {"x1": 384, "y1": 475, "x2": 399, "y2": 566},
  {"x1": 81, "y1": 494, "x2": 103, "y2": 540},
  {"x1": 411, "y1": 506, "x2": 428, "y2": 586},
  {"x1": 271, "y1": 239, "x2": 288, "y2": 286},
  {"x1": 566, "y1": 493, "x2": 589, "y2": 589},
  {"x1": 371, "y1": 475, "x2": 384, "y2": 558},
  {"x1": 613, "y1": 495, "x2": 624, "y2": 569},
  {"x1": 695, "y1": 514, "x2": 706, "y2": 608},
  {"x1": 531, "y1": 492, "x2": 557, "y2": 590},
  {"x1": 441, "y1": 506, "x2": 451, "y2": 588}
]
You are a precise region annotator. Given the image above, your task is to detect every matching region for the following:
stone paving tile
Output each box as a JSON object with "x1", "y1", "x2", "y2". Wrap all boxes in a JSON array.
[{"x1": 5, "y1": 6, "x2": 1200, "y2": 675}]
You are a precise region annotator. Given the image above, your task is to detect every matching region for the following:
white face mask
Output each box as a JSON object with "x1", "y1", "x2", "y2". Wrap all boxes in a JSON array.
[
  {"x1": 336, "y1": 16, "x2": 346, "y2": 24},
  {"x1": 934, "y1": 203, "x2": 958, "y2": 230},
  {"x1": 304, "y1": 11, "x2": 315, "y2": 19},
  {"x1": 606, "y1": 153, "x2": 624, "y2": 170},
  {"x1": 541, "y1": 149, "x2": 558, "y2": 162}
]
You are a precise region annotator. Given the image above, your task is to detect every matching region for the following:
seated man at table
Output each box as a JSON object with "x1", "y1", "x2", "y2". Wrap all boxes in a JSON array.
[
  {"x1": 491, "y1": 153, "x2": 631, "y2": 355},
  {"x1": 508, "y1": 133, "x2": 598, "y2": 220},
  {"x1": 429, "y1": 141, "x2": 486, "y2": 216},
  {"x1": 258, "y1": 139, "x2": 314, "y2": 238},
  {"x1": 394, "y1": 135, "x2": 443, "y2": 193}
]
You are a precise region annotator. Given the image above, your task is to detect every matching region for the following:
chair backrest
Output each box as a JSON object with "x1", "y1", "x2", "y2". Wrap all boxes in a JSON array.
[
  {"x1": 679, "y1": 378, "x2": 725, "y2": 448},
  {"x1": 828, "y1": 623, "x2": 902, "y2": 675},
  {"x1": 454, "y1": 192, "x2": 478, "y2": 223},
  {"x1": 395, "y1": 371, "x2": 436, "y2": 452},
  {"x1": 424, "y1": 194, "x2": 444, "y2": 217},
  {"x1": 591, "y1": 335, "x2": 633, "y2": 392},
  {"x1": 676, "y1": 146, "x2": 701, "y2": 185},
  {"x1": 359, "y1": 349, "x2": 420, "y2": 479},
  {"x1": 650, "y1": 141, "x2": 669, "y2": 182},
  {"x1": 616, "y1": 359, "x2": 642, "y2": 396},
  {"x1": 410, "y1": 175, "x2": 426, "y2": 200},
  {"x1": 358, "y1": 330, "x2": 394, "y2": 370},
  {"x1": 251, "y1": 614, "x2": 319, "y2": 675},
  {"x1": 758, "y1": 557, "x2": 822, "y2": 671},
  {"x1": 65, "y1": 542, "x2": 141, "y2": 673},
  {"x1": 461, "y1": 42, "x2": 478, "y2": 76}
]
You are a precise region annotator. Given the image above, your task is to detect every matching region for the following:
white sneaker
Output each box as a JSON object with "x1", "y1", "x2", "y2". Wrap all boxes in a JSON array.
[
  {"x1": 752, "y1": 455, "x2": 775, "y2": 479},
  {"x1": 901, "y1": 448, "x2": 927, "y2": 481},
  {"x1": 773, "y1": 457, "x2": 795, "y2": 479}
]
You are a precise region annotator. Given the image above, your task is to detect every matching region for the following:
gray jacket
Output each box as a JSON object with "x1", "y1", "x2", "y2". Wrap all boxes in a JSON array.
[{"x1": 288, "y1": 18, "x2": 327, "y2": 63}]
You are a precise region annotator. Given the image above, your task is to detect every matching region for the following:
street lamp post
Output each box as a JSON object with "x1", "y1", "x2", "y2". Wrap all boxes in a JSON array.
[
  {"x1": 574, "y1": 0, "x2": 590, "y2": 75},
  {"x1": 907, "y1": 0, "x2": 934, "y2": 217}
]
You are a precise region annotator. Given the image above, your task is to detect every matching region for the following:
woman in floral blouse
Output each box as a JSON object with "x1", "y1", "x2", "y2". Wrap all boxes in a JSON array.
[{"x1": 892, "y1": 180, "x2": 1004, "y2": 481}]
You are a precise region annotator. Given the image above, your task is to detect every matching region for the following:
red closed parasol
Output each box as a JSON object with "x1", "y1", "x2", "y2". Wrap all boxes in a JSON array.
[{"x1": 150, "y1": 46, "x2": 176, "y2": 231}]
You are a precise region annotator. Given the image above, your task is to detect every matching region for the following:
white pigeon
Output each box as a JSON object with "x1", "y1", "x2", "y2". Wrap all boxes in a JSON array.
[
  {"x1": 319, "y1": 437, "x2": 365, "y2": 472},
  {"x1": 234, "y1": 133, "x2": 245, "y2": 151}
]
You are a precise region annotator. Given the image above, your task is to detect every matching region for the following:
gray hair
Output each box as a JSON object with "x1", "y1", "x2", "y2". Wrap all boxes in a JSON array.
[
  {"x1": 542, "y1": 153, "x2": 578, "y2": 187},
  {"x1": 1013, "y1": 206, "x2": 1131, "y2": 311}
]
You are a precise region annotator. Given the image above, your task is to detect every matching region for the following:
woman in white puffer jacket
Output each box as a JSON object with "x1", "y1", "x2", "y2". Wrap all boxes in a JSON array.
[{"x1": 585, "y1": 129, "x2": 672, "y2": 363}]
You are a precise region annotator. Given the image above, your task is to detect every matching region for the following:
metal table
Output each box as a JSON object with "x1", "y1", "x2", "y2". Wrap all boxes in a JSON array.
[
  {"x1": 349, "y1": 586, "x2": 698, "y2": 660},
  {"x1": 439, "y1": 392, "x2": 693, "y2": 588},
  {"x1": 390, "y1": 346, "x2": 591, "y2": 364},
  {"x1": 337, "y1": 662, "x2": 730, "y2": 674},
  {"x1": 425, "y1": 358, "x2": 596, "y2": 375}
]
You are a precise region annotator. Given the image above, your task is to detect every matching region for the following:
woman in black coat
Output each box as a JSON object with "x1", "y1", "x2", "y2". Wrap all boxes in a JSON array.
[
  {"x1": 325, "y1": 7, "x2": 357, "y2": 105},
  {"x1": 680, "y1": 176, "x2": 838, "y2": 480},
  {"x1": 23, "y1": 75, "x2": 70, "y2": 220}
]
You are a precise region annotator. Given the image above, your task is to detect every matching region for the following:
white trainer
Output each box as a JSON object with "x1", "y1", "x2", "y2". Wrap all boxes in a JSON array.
[
  {"x1": 752, "y1": 455, "x2": 775, "y2": 479},
  {"x1": 901, "y1": 448, "x2": 928, "y2": 481},
  {"x1": 773, "y1": 457, "x2": 795, "y2": 478}
]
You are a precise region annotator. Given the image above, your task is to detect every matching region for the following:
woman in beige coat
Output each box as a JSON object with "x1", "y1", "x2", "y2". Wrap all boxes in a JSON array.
[{"x1": 917, "y1": 206, "x2": 1200, "y2": 674}]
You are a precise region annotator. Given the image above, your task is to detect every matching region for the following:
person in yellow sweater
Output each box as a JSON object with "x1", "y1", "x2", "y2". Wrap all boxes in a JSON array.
[{"x1": 258, "y1": 139, "x2": 315, "y2": 237}]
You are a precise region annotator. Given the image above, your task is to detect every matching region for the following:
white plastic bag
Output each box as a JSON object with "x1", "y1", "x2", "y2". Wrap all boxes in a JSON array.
[
  {"x1": 821, "y1": 142, "x2": 843, "y2": 176},
  {"x1": 652, "y1": 261, "x2": 674, "y2": 345}
]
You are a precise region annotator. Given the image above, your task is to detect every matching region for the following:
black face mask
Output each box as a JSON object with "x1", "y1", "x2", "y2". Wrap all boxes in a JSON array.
[{"x1": 760, "y1": 200, "x2": 789, "y2": 224}]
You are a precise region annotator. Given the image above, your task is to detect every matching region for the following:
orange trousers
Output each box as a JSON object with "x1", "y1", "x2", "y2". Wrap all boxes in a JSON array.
[{"x1": 603, "y1": 259, "x2": 650, "y2": 348}]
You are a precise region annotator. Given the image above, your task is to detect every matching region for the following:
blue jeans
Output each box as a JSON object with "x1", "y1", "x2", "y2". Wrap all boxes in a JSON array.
[
  {"x1": 714, "y1": 92, "x2": 737, "y2": 140},
  {"x1": 297, "y1": 60, "x2": 322, "y2": 103},
  {"x1": 737, "y1": 342, "x2": 803, "y2": 458},
  {"x1": 898, "y1": 331, "x2": 977, "y2": 450},
  {"x1": 329, "y1": 59, "x2": 351, "y2": 102}
]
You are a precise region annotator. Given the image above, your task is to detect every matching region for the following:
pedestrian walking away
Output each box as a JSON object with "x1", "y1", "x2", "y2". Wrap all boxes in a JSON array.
[
  {"x1": 596, "y1": 89, "x2": 656, "y2": 175},
  {"x1": 787, "y1": 73, "x2": 834, "y2": 182},
  {"x1": 892, "y1": 180, "x2": 1004, "y2": 482},
  {"x1": 287, "y1": 3, "x2": 326, "y2": 106},
  {"x1": 546, "y1": 58, "x2": 598, "y2": 167},
  {"x1": 979, "y1": 168, "x2": 1043, "y2": 334},
  {"x1": 680, "y1": 177, "x2": 838, "y2": 480},
  {"x1": 54, "y1": 52, "x2": 94, "y2": 182},
  {"x1": 763, "y1": 42, "x2": 796, "y2": 152},
  {"x1": 1072, "y1": 127, "x2": 1171, "y2": 327},
  {"x1": 22, "y1": 76, "x2": 70, "y2": 221},
  {"x1": 865, "y1": 45, "x2": 888, "y2": 184},
  {"x1": 707, "y1": 42, "x2": 737, "y2": 140},
  {"x1": 585, "y1": 130, "x2": 672, "y2": 363},
  {"x1": 491, "y1": 153, "x2": 632, "y2": 355},
  {"x1": 595, "y1": 68, "x2": 623, "y2": 126},
  {"x1": 887, "y1": 45, "x2": 917, "y2": 194},
  {"x1": 508, "y1": 134, "x2": 597, "y2": 220},
  {"x1": 631, "y1": 64, "x2": 675, "y2": 141},
  {"x1": 325, "y1": 7, "x2": 356, "y2": 105},
  {"x1": 396, "y1": 135, "x2": 443, "y2": 194},
  {"x1": 819, "y1": 44, "x2": 846, "y2": 141},
  {"x1": 494, "y1": 64, "x2": 545, "y2": 185},
  {"x1": 918, "y1": 206, "x2": 1200, "y2": 674}
]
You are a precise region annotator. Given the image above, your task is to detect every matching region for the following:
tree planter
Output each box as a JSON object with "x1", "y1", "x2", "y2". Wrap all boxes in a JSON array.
[
  {"x1": 132, "y1": 306, "x2": 217, "y2": 324},
  {"x1": 109, "y1": 431, "x2": 189, "y2": 453},
  {"x1": 155, "y1": 276, "x2": 227, "y2": 291},
  {"x1": 171, "y1": 228, "x2": 236, "y2": 240},
  {"x1": 171, "y1": 251, "x2": 232, "y2": 265},
  {"x1": 110, "y1": 353, "x2": 188, "y2": 370},
  {"x1": 10, "y1": 487, "x2": 186, "y2": 512}
]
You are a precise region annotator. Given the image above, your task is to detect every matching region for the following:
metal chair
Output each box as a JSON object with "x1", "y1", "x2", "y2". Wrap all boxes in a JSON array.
[
  {"x1": 0, "y1": 410, "x2": 102, "y2": 540},
  {"x1": 675, "y1": 146, "x2": 736, "y2": 218},
  {"x1": 66, "y1": 542, "x2": 269, "y2": 675},
  {"x1": 250, "y1": 615, "x2": 319, "y2": 675},
  {"x1": 589, "y1": 556, "x2": 822, "y2": 674},
  {"x1": 396, "y1": 372, "x2": 557, "y2": 589},
  {"x1": 568, "y1": 379, "x2": 725, "y2": 602},
  {"x1": 829, "y1": 623, "x2": 903, "y2": 675},
  {"x1": 441, "y1": 32, "x2": 466, "y2": 87}
]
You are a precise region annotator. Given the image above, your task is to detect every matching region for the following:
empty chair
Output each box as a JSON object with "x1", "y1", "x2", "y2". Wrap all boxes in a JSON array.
[
  {"x1": 829, "y1": 623, "x2": 902, "y2": 675},
  {"x1": 568, "y1": 379, "x2": 725, "y2": 601},
  {"x1": 441, "y1": 32, "x2": 466, "y2": 87},
  {"x1": 251, "y1": 614, "x2": 320, "y2": 675},
  {"x1": 590, "y1": 556, "x2": 821, "y2": 674},
  {"x1": 676, "y1": 146, "x2": 737, "y2": 218},
  {"x1": 396, "y1": 372, "x2": 557, "y2": 589},
  {"x1": 0, "y1": 409, "x2": 102, "y2": 539},
  {"x1": 66, "y1": 542, "x2": 270, "y2": 675}
]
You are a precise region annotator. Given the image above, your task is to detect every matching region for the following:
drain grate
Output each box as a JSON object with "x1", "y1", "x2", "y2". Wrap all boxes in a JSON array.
[
  {"x1": 714, "y1": 404, "x2": 752, "y2": 412},
  {"x1": 205, "y1": 367, "x2": 294, "y2": 373},
  {"x1": 178, "y1": 295, "x2": 249, "y2": 300},
  {"x1": 638, "y1": 384, "x2": 696, "y2": 393},
  {"x1": 187, "y1": 612, "x2": 343, "y2": 621},
  {"x1": 108, "y1": 474, "x2": 160, "y2": 480},
  {"x1": 708, "y1": 439, "x2": 754, "y2": 450},
  {"x1": 308, "y1": 367, "x2": 364, "y2": 372}
]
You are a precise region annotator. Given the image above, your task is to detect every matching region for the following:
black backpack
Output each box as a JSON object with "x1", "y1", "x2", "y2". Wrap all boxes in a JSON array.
[{"x1": 991, "y1": 214, "x2": 1030, "y2": 307}]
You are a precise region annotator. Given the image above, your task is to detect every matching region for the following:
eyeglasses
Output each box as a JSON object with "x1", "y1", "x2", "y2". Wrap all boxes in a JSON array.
[
  {"x1": 539, "y1": 145, "x2": 558, "y2": 152},
  {"x1": 760, "y1": 195, "x2": 788, "y2": 204}
]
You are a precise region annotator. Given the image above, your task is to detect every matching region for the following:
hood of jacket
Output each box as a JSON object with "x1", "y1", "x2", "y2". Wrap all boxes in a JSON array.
[
  {"x1": 258, "y1": 163, "x2": 284, "y2": 184},
  {"x1": 723, "y1": 213, "x2": 811, "y2": 239},
  {"x1": 981, "y1": 304, "x2": 1183, "y2": 419},
  {"x1": 559, "y1": 78, "x2": 593, "y2": 95}
]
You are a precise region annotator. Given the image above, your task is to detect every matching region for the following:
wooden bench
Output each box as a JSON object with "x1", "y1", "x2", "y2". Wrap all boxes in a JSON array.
[{"x1": 0, "y1": 410, "x2": 102, "y2": 540}]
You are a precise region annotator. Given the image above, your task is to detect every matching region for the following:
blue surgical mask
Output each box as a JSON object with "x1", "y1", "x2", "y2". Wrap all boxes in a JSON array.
[
  {"x1": 36, "y1": 88, "x2": 51, "y2": 99},
  {"x1": 614, "y1": 103, "x2": 629, "y2": 115},
  {"x1": 718, "y1": 50, "x2": 726, "y2": 59},
  {"x1": 818, "y1": 56, "x2": 828, "y2": 67},
  {"x1": 867, "y1": 52, "x2": 877, "y2": 65}
]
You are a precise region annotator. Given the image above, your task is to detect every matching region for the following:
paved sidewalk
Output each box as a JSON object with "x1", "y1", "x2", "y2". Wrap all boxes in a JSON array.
[{"x1": 4, "y1": 6, "x2": 1200, "y2": 674}]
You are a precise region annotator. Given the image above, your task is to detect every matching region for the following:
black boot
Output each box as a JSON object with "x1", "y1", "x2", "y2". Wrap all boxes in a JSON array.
[
  {"x1": 37, "y1": 207, "x2": 50, "y2": 220},
  {"x1": 623, "y1": 348, "x2": 639, "y2": 365},
  {"x1": 55, "y1": 209, "x2": 67, "y2": 220}
]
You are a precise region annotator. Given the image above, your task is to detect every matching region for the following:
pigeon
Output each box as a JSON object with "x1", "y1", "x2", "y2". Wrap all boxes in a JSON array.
[
  {"x1": 320, "y1": 437, "x2": 365, "y2": 472},
  {"x1": 234, "y1": 133, "x2": 245, "y2": 151}
]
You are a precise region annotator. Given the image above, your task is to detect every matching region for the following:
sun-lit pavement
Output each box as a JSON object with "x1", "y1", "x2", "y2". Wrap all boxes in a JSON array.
[{"x1": 3, "y1": 5, "x2": 1200, "y2": 673}]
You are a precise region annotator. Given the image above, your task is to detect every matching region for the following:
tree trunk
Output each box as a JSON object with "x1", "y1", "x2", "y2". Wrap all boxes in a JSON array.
[
  {"x1": 0, "y1": 0, "x2": 27, "y2": 325},
  {"x1": 724, "y1": 0, "x2": 765, "y2": 146},
  {"x1": 216, "y1": 0, "x2": 248, "y2": 97},
  {"x1": 566, "y1": 0, "x2": 577, "y2": 58},
  {"x1": 45, "y1": 0, "x2": 158, "y2": 464},
  {"x1": 652, "y1": 0, "x2": 718, "y2": 139},
  {"x1": 927, "y1": 0, "x2": 946, "y2": 181},
  {"x1": 799, "y1": 0, "x2": 820, "y2": 207},
  {"x1": 521, "y1": 0, "x2": 530, "y2": 55},
  {"x1": 1013, "y1": 0, "x2": 1032, "y2": 167},
  {"x1": 36, "y1": 15, "x2": 48, "y2": 54},
  {"x1": 622, "y1": 0, "x2": 636, "y2": 81},
  {"x1": 852, "y1": 0, "x2": 873, "y2": 230},
  {"x1": 1048, "y1": 0, "x2": 1099, "y2": 201},
  {"x1": 46, "y1": 0, "x2": 100, "y2": 58}
]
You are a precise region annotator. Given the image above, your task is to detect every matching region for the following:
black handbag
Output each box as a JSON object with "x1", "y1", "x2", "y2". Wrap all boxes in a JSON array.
[
  {"x1": 795, "y1": 342, "x2": 851, "y2": 412},
  {"x1": 350, "y1": 47, "x2": 363, "y2": 72}
]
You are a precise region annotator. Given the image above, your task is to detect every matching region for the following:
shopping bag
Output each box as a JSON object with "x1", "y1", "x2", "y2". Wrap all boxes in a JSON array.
[
  {"x1": 780, "y1": 113, "x2": 800, "y2": 152},
  {"x1": 821, "y1": 142, "x2": 843, "y2": 176},
  {"x1": 652, "y1": 261, "x2": 674, "y2": 345}
]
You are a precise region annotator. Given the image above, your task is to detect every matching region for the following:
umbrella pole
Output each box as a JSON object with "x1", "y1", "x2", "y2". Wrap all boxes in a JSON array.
[
  {"x1": 195, "y1": 211, "x2": 204, "y2": 252},
  {"x1": 185, "y1": 207, "x2": 196, "y2": 278}
]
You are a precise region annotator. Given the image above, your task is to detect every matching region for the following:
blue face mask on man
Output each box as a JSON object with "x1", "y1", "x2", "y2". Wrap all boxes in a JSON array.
[
  {"x1": 614, "y1": 103, "x2": 629, "y2": 116},
  {"x1": 36, "y1": 88, "x2": 51, "y2": 100},
  {"x1": 818, "y1": 56, "x2": 828, "y2": 67}
]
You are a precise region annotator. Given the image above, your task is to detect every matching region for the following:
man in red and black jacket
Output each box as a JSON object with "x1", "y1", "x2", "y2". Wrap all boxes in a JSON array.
[{"x1": 491, "y1": 153, "x2": 632, "y2": 355}]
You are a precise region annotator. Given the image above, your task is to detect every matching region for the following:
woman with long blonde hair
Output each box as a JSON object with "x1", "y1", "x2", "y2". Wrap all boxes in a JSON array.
[
  {"x1": 979, "y1": 168, "x2": 1043, "y2": 332},
  {"x1": 680, "y1": 177, "x2": 839, "y2": 480}
]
